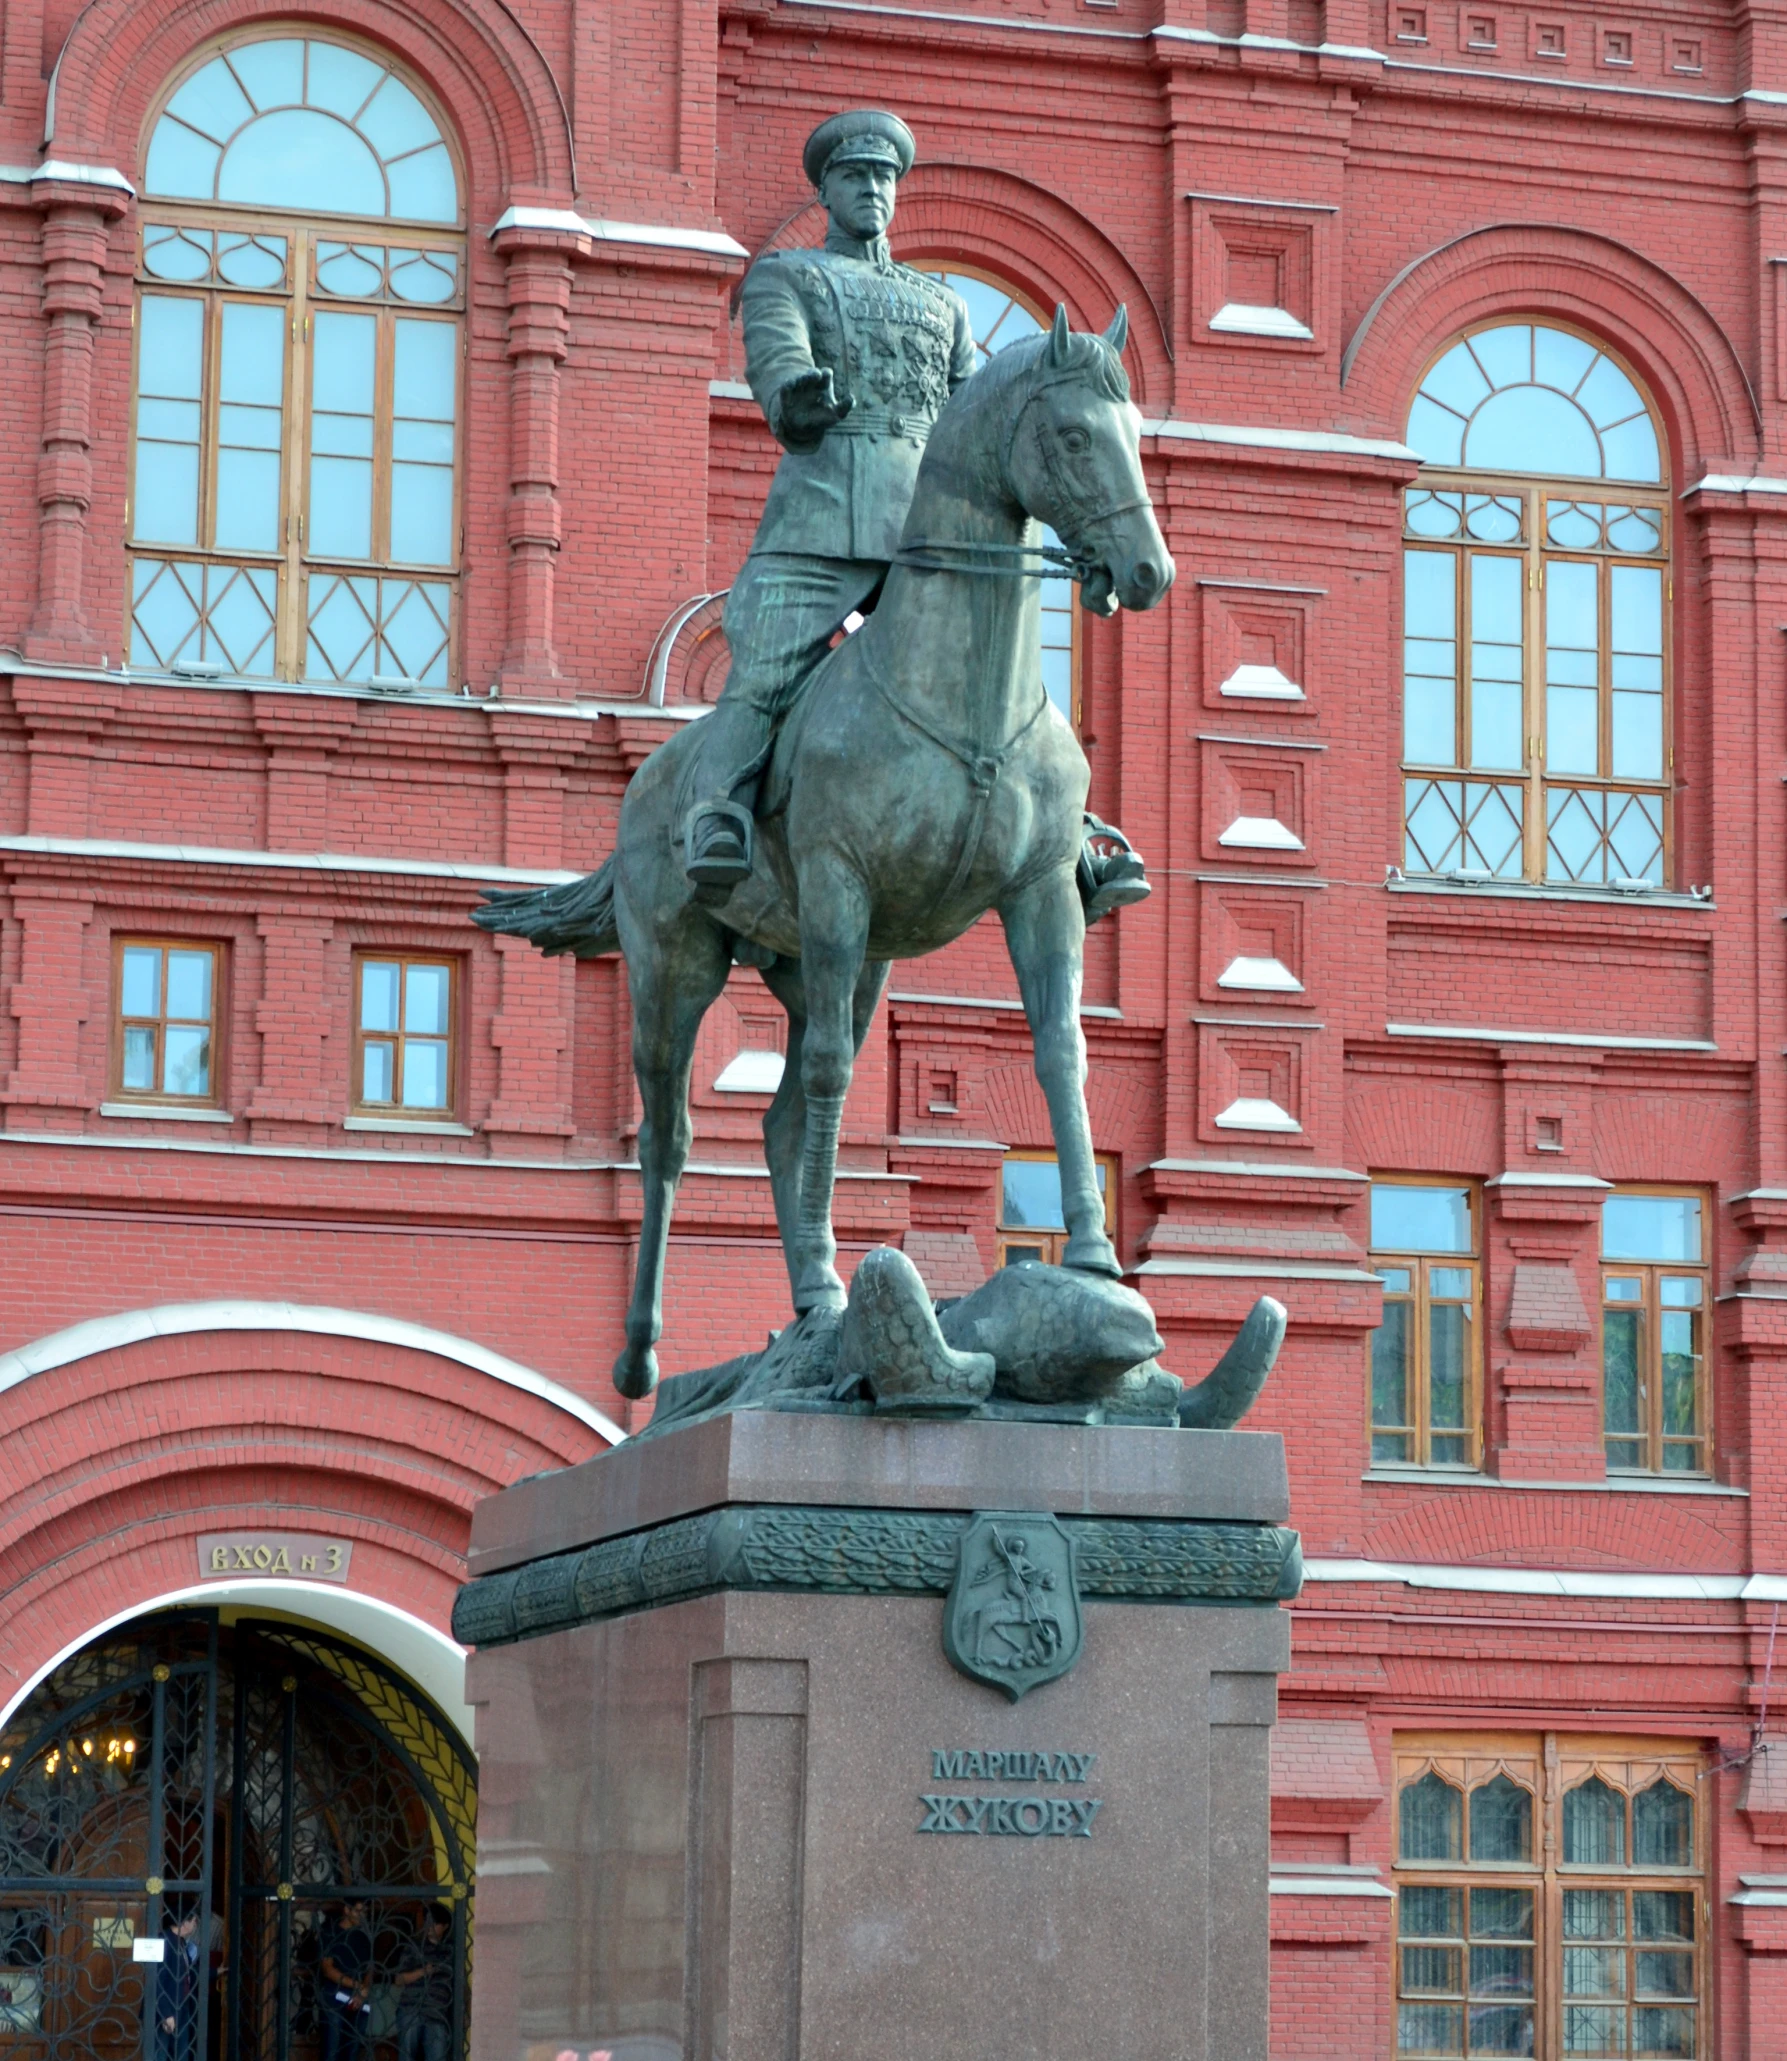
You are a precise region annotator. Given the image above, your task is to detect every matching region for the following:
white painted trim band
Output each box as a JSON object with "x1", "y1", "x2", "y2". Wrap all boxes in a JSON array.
[
  {"x1": 1147, "y1": 1159, "x2": 1367, "y2": 1180},
  {"x1": 1387, "y1": 1022, "x2": 1716, "y2": 1051},
  {"x1": 1685, "y1": 474, "x2": 1787, "y2": 497},
  {"x1": 1303, "y1": 1556, "x2": 1787, "y2": 1600},
  {"x1": 0, "y1": 161, "x2": 135, "y2": 192},
  {"x1": 1140, "y1": 417, "x2": 1421, "y2": 462},
  {"x1": 491, "y1": 205, "x2": 747, "y2": 259},
  {"x1": 1269, "y1": 1875, "x2": 1396, "y2": 1898},
  {"x1": 1135, "y1": 1258, "x2": 1380, "y2": 1281},
  {"x1": 0, "y1": 1300, "x2": 625, "y2": 1445},
  {"x1": 0, "y1": 833, "x2": 577, "y2": 888}
]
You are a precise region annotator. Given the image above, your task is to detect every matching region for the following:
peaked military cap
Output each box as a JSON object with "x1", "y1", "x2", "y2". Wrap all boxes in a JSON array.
[{"x1": 803, "y1": 108, "x2": 916, "y2": 188}]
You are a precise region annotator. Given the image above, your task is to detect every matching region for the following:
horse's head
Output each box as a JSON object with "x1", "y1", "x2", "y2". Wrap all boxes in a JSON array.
[{"x1": 1006, "y1": 306, "x2": 1174, "y2": 617}]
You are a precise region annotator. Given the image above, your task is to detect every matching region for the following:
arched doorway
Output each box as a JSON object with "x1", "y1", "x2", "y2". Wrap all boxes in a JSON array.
[{"x1": 0, "y1": 1612, "x2": 473, "y2": 2061}]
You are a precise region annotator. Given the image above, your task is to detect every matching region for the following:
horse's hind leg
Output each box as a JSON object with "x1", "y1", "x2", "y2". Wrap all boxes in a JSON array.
[
  {"x1": 613, "y1": 917, "x2": 732, "y2": 1399},
  {"x1": 1000, "y1": 867, "x2": 1120, "y2": 1278},
  {"x1": 761, "y1": 954, "x2": 889, "y2": 1307}
]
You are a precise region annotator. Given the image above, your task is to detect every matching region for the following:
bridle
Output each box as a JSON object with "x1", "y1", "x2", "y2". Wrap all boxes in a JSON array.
[{"x1": 894, "y1": 352, "x2": 1150, "y2": 582}]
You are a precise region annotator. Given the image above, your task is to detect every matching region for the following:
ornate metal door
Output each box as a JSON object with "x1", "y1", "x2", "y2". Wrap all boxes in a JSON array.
[{"x1": 0, "y1": 1615, "x2": 474, "y2": 2061}]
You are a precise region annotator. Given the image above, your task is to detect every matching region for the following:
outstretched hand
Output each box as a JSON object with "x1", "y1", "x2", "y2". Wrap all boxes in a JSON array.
[{"x1": 776, "y1": 366, "x2": 852, "y2": 445}]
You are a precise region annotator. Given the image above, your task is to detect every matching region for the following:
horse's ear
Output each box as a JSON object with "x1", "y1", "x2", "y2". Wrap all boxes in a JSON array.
[
  {"x1": 1049, "y1": 303, "x2": 1071, "y2": 365},
  {"x1": 1104, "y1": 304, "x2": 1129, "y2": 354}
]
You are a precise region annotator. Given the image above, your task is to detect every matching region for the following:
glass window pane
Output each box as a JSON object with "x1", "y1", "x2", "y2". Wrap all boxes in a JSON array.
[
  {"x1": 1565, "y1": 1888, "x2": 1626, "y2": 1939},
  {"x1": 1397, "y1": 2002, "x2": 1464, "y2": 2054},
  {"x1": 1659, "y1": 1311, "x2": 1700, "y2": 1438},
  {"x1": 1469, "y1": 1887, "x2": 1532, "y2": 1938},
  {"x1": 135, "y1": 296, "x2": 205, "y2": 546},
  {"x1": 1372, "y1": 1184, "x2": 1473, "y2": 1254},
  {"x1": 1660, "y1": 1276, "x2": 1702, "y2": 1307},
  {"x1": 1430, "y1": 1267, "x2": 1472, "y2": 1299},
  {"x1": 357, "y1": 75, "x2": 445, "y2": 161},
  {"x1": 121, "y1": 945, "x2": 162, "y2": 1019},
  {"x1": 1546, "y1": 559, "x2": 1600, "y2": 775},
  {"x1": 1402, "y1": 1943, "x2": 1463, "y2": 1994},
  {"x1": 1428, "y1": 1303, "x2": 1469, "y2": 1436},
  {"x1": 1372, "y1": 1303, "x2": 1411, "y2": 1436},
  {"x1": 1563, "y1": 2002, "x2": 1626, "y2": 2054},
  {"x1": 220, "y1": 109, "x2": 386, "y2": 216},
  {"x1": 1604, "y1": 1193, "x2": 1701, "y2": 1261},
  {"x1": 122, "y1": 1024, "x2": 157, "y2": 1092},
  {"x1": 165, "y1": 950, "x2": 212, "y2": 1021},
  {"x1": 1633, "y1": 1782, "x2": 1693, "y2": 1867},
  {"x1": 1634, "y1": 1891, "x2": 1694, "y2": 1942},
  {"x1": 1465, "y1": 2002, "x2": 1531, "y2": 2054},
  {"x1": 214, "y1": 303, "x2": 285, "y2": 553},
  {"x1": 1606, "y1": 1276, "x2": 1643, "y2": 1301},
  {"x1": 392, "y1": 316, "x2": 457, "y2": 560},
  {"x1": 403, "y1": 962, "x2": 449, "y2": 1034},
  {"x1": 361, "y1": 1039, "x2": 394, "y2": 1103},
  {"x1": 1404, "y1": 552, "x2": 1458, "y2": 765},
  {"x1": 305, "y1": 42, "x2": 384, "y2": 120},
  {"x1": 1469, "y1": 1945, "x2": 1532, "y2": 1995},
  {"x1": 1603, "y1": 1308, "x2": 1642, "y2": 1439},
  {"x1": 1564, "y1": 1946, "x2": 1626, "y2": 1996},
  {"x1": 1466, "y1": 384, "x2": 1603, "y2": 476},
  {"x1": 400, "y1": 1038, "x2": 448, "y2": 1109},
  {"x1": 1400, "y1": 1771, "x2": 1463, "y2": 1861},
  {"x1": 310, "y1": 310, "x2": 376, "y2": 559},
  {"x1": 1564, "y1": 1776, "x2": 1627, "y2": 1865},
  {"x1": 1002, "y1": 1158, "x2": 1066, "y2": 1230},
  {"x1": 359, "y1": 959, "x2": 399, "y2": 1033},
  {"x1": 386, "y1": 145, "x2": 459, "y2": 224},
  {"x1": 163, "y1": 1025, "x2": 210, "y2": 1098},
  {"x1": 1469, "y1": 554, "x2": 1523, "y2": 770},
  {"x1": 1632, "y1": 2004, "x2": 1696, "y2": 2055},
  {"x1": 224, "y1": 39, "x2": 305, "y2": 111},
  {"x1": 1402, "y1": 1885, "x2": 1464, "y2": 1938},
  {"x1": 1469, "y1": 1776, "x2": 1531, "y2": 1862}
]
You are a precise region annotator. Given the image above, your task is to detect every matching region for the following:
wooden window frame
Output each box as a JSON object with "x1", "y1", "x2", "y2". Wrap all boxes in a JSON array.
[
  {"x1": 996, "y1": 1149, "x2": 1117, "y2": 1268},
  {"x1": 1601, "y1": 1185, "x2": 1711, "y2": 1477},
  {"x1": 128, "y1": 32, "x2": 467, "y2": 687},
  {"x1": 351, "y1": 951, "x2": 460, "y2": 1121},
  {"x1": 1368, "y1": 1176, "x2": 1483, "y2": 1471},
  {"x1": 110, "y1": 936, "x2": 225, "y2": 1106},
  {"x1": 1392, "y1": 1731, "x2": 1708, "y2": 2060},
  {"x1": 1400, "y1": 321, "x2": 1672, "y2": 889}
]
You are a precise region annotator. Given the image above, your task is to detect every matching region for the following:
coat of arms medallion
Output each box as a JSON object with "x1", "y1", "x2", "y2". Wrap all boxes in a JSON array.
[{"x1": 942, "y1": 1511, "x2": 1083, "y2": 1700}]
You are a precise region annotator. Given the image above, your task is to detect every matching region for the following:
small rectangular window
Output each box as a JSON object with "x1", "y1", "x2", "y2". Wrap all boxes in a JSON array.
[
  {"x1": 1370, "y1": 1181, "x2": 1480, "y2": 1469},
  {"x1": 1601, "y1": 1190, "x2": 1708, "y2": 1474},
  {"x1": 112, "y1": 939, "x2": 221, "y2": 1103},
  {"x1": 353, "y1": 953, "x2": 457, "y2": 1118},
  {"x1": 997, "y1": 1152, "x2": 1114, "y2": 1268}
]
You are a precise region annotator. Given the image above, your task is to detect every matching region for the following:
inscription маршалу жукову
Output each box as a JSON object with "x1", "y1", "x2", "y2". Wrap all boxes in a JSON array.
[{"x1": 918, "y1": 1748, "x2": 1102, "y2": 1837}]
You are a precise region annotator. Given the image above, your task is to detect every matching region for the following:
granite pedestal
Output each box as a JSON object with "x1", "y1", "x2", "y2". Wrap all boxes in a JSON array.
[{"x1": 457, "y1": 1412, "x2": 1298, "y2": 2061}]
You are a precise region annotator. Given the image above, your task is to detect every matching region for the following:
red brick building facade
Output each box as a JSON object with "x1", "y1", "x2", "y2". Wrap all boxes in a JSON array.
[{"x1": 1, "y1": 0, "x2": 1785, "y2": 2049}]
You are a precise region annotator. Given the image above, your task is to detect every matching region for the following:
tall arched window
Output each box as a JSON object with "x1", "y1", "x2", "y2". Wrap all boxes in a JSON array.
[
  {"x1": 918, "y1": 269, "x2": 1079, "y2": 728},
  {"x1": 1401, "y1": 323, "x2": 1670, "y2": 887},
  {"x1": 129, "y1": 34, "x2": 464, "y2": 688}
]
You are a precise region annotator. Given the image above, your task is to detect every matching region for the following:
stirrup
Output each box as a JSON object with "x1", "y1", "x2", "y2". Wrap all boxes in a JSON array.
[
  {"x1": 1077, "y1": 812, "x2": 1151, "y2": 925},
  {"x1": 684, "y1": 799, "x2": 754, "y2": 890}
]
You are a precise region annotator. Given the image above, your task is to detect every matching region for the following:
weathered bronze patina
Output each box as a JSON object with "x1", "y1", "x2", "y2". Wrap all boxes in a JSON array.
[{"x1": 477, "y1": 108, "x2": 1180, "y2": 1406}]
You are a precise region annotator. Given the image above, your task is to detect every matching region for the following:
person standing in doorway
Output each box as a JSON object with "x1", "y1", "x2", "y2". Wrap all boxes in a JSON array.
[
  {"x1": 156, "y1": 1905, "x2": 201, "y2": 2061},
  {"x1": 392, "y1": 1905, "x2": 453, "y2": 2061},
  {"x1": 317, "y1": 1901, "x2": 373, "y2": 2061}
]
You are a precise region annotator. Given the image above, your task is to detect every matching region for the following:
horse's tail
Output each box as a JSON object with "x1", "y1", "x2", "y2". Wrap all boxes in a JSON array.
[{"x1": 473, "y1": 856, "x2": 619, "y2": 957}]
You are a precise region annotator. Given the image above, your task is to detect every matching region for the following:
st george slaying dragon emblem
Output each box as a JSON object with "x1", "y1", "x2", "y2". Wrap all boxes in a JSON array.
[{"x1": 942, "y1": 1512, "x2": 1083, "y2": 1701}]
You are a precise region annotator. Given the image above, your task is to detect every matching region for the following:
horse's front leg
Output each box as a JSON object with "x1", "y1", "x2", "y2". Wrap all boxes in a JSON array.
[
  {"x1": 789, "y1": 862, "x2": 872, "y2": 1311},
  {"x1": 1000, "y1": 865, "x2": 1120, "y2": 1277}
]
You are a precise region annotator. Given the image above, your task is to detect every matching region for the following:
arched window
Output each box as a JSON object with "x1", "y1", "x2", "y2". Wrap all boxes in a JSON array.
[
  {"x1": 918, "y1": 270, "x2": 1079, "y2": 728},
  {"x1": 129, "y1": 35, "x2": 464, "y2": 687},
  {"x1": 1400, "y1": 323, "x2": 1670, "y2": 888}
]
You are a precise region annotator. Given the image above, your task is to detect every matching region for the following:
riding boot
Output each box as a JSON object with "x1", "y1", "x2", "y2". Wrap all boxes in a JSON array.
[
  {"x1": 683, "y1": 797, "x2": 755, "y2": 891},
  {"x1": 1077, "y1": 813, "x2": 1151, "y2": 924}
]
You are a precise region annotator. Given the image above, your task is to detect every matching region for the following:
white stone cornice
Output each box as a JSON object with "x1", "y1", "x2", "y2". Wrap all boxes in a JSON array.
[{"x1": 491, "y1": 204, "x2": 747, "y2": 259}]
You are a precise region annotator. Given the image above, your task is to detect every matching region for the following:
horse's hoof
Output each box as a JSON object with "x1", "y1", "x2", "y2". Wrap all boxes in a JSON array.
[
  {"x1": 613, "y1": 1343, "x2": 660, "y2": 1401},
  {"x1": 1062, "y1": 1233, "x2": 1122, "y2": 1279}
]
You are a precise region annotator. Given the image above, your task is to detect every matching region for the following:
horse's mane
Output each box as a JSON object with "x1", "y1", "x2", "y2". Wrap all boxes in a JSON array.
[{"x1": 979, "y1": 326, "x2": 1132, "y2": 408}]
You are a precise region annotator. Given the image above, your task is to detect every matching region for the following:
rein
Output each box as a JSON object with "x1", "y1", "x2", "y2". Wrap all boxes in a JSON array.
[{"x1": 859, "y1": 636, "x2": 1051, "y2": 903}]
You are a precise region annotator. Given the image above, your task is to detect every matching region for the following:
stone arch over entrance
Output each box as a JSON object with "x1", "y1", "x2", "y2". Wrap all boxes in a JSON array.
[
  {"x1": 0, "y1": 1606, "x2": 476, "y2": 2061},
  {"x1": 0, "y1": 1303, "x2": 616, "y2": 1710}
]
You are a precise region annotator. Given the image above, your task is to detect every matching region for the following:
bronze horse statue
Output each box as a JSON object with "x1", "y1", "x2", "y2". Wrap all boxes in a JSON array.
[{"x1": 477, "y1": 306, "x2": 1174, "y2": 1400}]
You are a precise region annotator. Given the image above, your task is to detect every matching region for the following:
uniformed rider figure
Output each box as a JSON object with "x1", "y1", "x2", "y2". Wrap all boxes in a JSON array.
[
  {"x1": 682, "y1": 106, "x2": 1149, "y2": 922},
  {"x1": 681, "y1": 107, "x2": 973, "y2": 890}
]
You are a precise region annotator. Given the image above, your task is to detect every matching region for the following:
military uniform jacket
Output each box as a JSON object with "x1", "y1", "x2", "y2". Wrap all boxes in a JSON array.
[{"x1": 741, "y1": 234, "x2": 977, "y2": 563}]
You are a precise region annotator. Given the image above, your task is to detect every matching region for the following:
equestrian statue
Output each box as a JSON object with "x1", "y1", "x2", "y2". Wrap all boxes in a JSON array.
[{"x1": 476, "y1": 108, "x2": 1283, "y2": 1431}]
